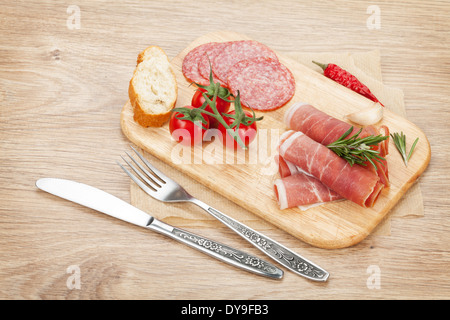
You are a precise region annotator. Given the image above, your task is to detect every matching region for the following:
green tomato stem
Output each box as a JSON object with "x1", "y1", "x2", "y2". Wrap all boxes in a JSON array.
[{"x1": 200, "y1": 84, "x2": 247, "y2": 149}]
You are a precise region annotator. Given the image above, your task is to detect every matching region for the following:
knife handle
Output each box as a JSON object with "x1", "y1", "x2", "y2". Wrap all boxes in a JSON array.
[
  {"x1": 146, "y1": 219, "x2": 283, "y2": 279},
  {"x1": 190, "y1": 199, "x2": 329, "y2": 282}
]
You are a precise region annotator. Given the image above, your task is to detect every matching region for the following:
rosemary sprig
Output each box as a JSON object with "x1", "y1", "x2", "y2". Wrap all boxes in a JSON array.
[
  {"x1": 390, "y1": 132, "x2": 419, "y2": 167},
  {"x1": 326, "y1": 126, "x2": 388, "y2": 170},
  {"x1": 172, "y1": 64, "x2": 263, "y2": 150}
]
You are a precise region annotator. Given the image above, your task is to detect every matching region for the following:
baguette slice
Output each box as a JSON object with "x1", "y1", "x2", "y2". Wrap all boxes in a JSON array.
[{"x1": 128, "y1": 46, "x2": 177, "y2": 127}]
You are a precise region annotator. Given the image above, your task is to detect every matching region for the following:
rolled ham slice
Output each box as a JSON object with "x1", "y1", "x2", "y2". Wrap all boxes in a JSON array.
[
  {"x1": 274, "y1": 174, "x2": 343, "y2": 210},
  {"x1": 274, "y1": 154, "x2": 343, "y2": 210},
  {"x1": 276, "y1": 153, "x2": 318, "y2": 179},
  {"x1": 279, "y1": 131, "x2": 384, "y2": 208},
  {"x1": 284, "y1": 102, "x2": 390, "y2": 187},
  {"x1": 276, "y1": 130, "x2": 317, "y2": 179},
  {"x1": 275, "y1": 154, "x2": 299, "y2": 178}
]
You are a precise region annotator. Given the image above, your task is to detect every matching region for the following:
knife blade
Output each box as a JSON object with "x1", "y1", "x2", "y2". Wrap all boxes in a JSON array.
[{"x1": 35, "y1": 178, "x2": 283, "y2": 279}]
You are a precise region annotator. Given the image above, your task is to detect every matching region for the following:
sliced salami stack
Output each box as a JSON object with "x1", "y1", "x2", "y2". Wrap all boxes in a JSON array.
[
  {"x1": 182, "y1": 43, "x2": 216, "y2": 86},
  {"x1": 198, "y1": 42, "x2": 228, "y2": 83},
  {"x1": 227, "y1": 57, "x2": 295, "y2": 111},
  {"x1": 182, "y1": 40, "x2": 295, "y2": 111}
]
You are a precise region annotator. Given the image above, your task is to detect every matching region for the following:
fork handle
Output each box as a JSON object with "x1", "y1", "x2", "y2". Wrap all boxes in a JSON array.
[
  {"x1": 146, "y1": 218, "x2": 283, "y2": 279},
  {"x1": 190, "y1": 199, "x2": 329, "y2": 282}
]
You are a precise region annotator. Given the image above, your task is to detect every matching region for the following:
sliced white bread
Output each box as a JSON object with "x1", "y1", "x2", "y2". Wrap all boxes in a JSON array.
[{"x1": 128, "y1": 46, "x2": 177, "y2": 127}]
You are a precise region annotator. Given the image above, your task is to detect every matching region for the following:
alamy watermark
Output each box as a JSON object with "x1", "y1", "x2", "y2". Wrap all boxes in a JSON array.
[
  {"x1": 366, "y1": 5, "x2": 381, "y2": 30},
  {"x1": 66, "y1": 5, "x2": 81, "y2": 30},
  {"x1": 366, "y1": 265, "x2": 381, "y2": 289},
  {"x1": 66, "y1": 265, "x2": 81, "y2": 290},
  {"x1": 169, "y1": 128, "x2": 280, "y2": 176}
]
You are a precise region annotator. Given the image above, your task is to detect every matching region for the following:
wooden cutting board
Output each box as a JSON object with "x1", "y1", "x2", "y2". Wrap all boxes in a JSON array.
[{"x1": 120, "y1": 31, "x2": 431, "y2": 249}]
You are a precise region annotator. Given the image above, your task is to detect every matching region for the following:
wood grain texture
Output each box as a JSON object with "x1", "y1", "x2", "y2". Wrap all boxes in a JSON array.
[
  {"x1": 121, "y1": 31, "x2": 431, "y2": 249},
  {"x1": 0, "y1": 0, "x2": 449, "y2": 300}
]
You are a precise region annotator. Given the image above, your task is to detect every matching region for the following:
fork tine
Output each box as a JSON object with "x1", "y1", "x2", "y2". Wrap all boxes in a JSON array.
[
  {"x1": 124, "y1": 151, "x2": 162, "y2": 188},
  {"x1": 130, "y1": 145, "x2": 167, "y2": 184},
  {"x1": 120, "y1": 156, "x2": 161, "y2": 190},
  {"x1": 116, "y1": 161, "x2": 158, "y2": 197}
]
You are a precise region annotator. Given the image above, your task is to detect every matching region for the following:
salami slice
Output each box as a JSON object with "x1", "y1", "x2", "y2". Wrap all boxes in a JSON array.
[
  {"x1": 182, "y1": 43, "x2": 215, "y2": 86},
  {"x1": 226, "y1": 57, "x2": 295, "y2": 111},
  {"x1": 212, "y1": 40, "x2": 279, "y2": 83},
  {"x1": 198, "y1": 42, "x2": 229, "y2": 84}
]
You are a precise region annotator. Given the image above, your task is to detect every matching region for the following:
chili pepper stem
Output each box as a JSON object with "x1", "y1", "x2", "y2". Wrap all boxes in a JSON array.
[{"x1": 312, "y1": 61, "x2": 328, "y2": 71}]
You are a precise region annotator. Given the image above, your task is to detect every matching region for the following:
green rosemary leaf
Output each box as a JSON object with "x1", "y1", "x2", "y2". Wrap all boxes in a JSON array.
[
  {"x1": 390, "y1": 132, "x2": 419, "y2": 167},
  {"x1": 327, "y1": 126, "x2": 388, "y2": 170},
  {"x1": 407, "y1": 137, "x2": 419, "y2": 163}
]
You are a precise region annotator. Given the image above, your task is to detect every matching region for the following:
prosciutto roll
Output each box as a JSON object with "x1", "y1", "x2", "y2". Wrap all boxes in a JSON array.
[
  {"x1": 284, "y1": 103, "x2": 390, "y2": 187},
  {"x1": 274, "y1": 174, "x2": 343, "y2": 210},
  {"x1": 276, "y1": 154, "x2": 299, "y2": 178},
  {"x1": 274, "y1": 154, "x2": 343, "y2": 209},
  {"x1": 279, "y1": 131, "x2": 384, "y2": 208}
]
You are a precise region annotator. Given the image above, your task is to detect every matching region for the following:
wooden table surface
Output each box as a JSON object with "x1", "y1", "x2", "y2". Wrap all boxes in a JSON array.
[{"x1": 1, "y1": 0, "x2": 449, "y2": 300}]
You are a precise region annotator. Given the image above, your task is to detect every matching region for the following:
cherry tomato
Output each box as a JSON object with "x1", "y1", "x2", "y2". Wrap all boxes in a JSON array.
[
  {"x1": 218, "y1": 110, "x2": 258, "y2": 150},
  {"x1": 169, "y1": 106, "x2": 209, "y2": 146},
  {"x1": 191, "y1": 88, "x2": 231, "y2": 128}
]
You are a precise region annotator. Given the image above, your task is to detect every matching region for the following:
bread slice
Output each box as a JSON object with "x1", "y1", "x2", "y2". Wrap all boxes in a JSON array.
[{"x1": 128, "y1": 46, "x2": 177, "y2": 127}]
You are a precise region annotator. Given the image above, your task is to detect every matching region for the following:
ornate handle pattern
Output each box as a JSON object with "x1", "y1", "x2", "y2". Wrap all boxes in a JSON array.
[
  {"x1": 200, "y1": 205, "x2": 329, "y2": 281},
  {"x1": 147, "y1": 219, "x2": 283, "y2": 279}
]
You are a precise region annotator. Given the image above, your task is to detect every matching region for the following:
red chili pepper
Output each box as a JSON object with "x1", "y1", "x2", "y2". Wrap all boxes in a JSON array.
[{"x1": 313, "y1": 61, "x2": 384, "y2": 107}]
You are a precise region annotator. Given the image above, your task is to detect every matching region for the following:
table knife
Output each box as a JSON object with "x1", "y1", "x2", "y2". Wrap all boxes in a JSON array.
[{"x1": 35, "y1": 178, "x2": 283, "y2": 280}]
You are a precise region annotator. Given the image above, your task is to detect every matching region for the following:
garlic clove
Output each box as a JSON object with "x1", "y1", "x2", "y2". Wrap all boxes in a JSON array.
[{"x1": 345, "y1": 102, "x2": 383, "y2": 126}]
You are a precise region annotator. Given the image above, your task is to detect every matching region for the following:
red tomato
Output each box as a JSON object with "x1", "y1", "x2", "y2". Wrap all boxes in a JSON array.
[
  {"x1": 218, "y1": 110, "x2": 258, "y2": 150},
  {"x1": 191, "y1": 88, "x2": 231, "y2": 128},
  {"x1": 169, "y1": 106, "x2": 209, "y2": 146}
]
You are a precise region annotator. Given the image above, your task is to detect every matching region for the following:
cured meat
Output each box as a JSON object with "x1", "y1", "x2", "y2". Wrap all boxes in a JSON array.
[
  {"x1": 183, "y1": 40, "x2": 296, "y2": 111},
  {"x1": 284, "y1": 102, "x2": 390, "y2": 187},
  {"x1": 182, "y1": 43, "x2": 215, "y2": 86},
  {"x1": 276, "y1": 153, "x2": 311, "y2": 178},
  {"x1": 275, "y1": 130, "x2": 309, "y2": 178},
  {"x1": 227, "y1": 57, "x2": 295, "y2": 111},
  {"x1": 275, "y1": 153, "x2": 343, "y2": 210},
  {"x1": 274, "y1": 174, "x2": 343, "y2": 210},
  {"x1": 276, "y1": 154, "x2": 298, "y2": 178},
  {"x1": 279, "y1": 131, "x2": 384, "y2": 208},
  {"x1": 362, "y1": 124, "x2": 390, "y2": 187},
  {"x1": 198, "y1": 42, "x2": 228, "y2": 84},
  {"x1": 285, "y1": 103, "x2": 383, "y2": 148},
  {"x1": 212, "y1": 40, "x2": 279, "y2": 83}
]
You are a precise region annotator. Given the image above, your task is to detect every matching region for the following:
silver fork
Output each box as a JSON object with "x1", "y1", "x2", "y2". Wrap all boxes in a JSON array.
[{"x1": 118, "y1": 145, "x2": 329, "y2": 282}]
